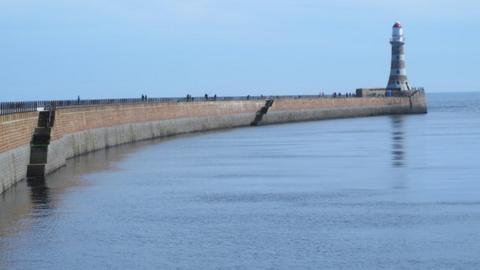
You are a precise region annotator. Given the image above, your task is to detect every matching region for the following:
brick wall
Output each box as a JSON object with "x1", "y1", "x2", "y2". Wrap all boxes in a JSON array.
[
  {"x1": 0, "y1": 112, "x2": 38, "y2": 153},
  {"x1": 50, "y1": 100, "x2": 264, "y2": 141},
  {"x1": 269, "y1": 97, "x2": 411, "y2": 112}
]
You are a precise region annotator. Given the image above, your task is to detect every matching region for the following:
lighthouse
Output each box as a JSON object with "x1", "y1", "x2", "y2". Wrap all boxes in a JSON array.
[{"x1": 386, "y1": 22, "x2": 410, "y2": 91}]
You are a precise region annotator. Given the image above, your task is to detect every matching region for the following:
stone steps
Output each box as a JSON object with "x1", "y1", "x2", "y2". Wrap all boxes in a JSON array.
[
  {"x1": 250, "y1": 99, "x2": 274, "y2": 126},
  {"x1": 27, "y1": 111, "x2": 55, "y2": 178}
]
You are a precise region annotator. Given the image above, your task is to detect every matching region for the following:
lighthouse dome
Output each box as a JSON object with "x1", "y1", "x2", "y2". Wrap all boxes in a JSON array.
[{"x1": 393, "y1": 22, "x2": 402, "y2": 28}]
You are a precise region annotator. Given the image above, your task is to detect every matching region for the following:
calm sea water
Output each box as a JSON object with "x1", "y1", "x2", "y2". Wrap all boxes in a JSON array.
[{"x1": 1, "y1": 92, "x2": 480, "y2": 269}]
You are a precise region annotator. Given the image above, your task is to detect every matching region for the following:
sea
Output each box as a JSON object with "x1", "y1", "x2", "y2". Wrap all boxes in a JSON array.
[{"x1": 1, "y1": 92, "x2": 480, "y2": 269}]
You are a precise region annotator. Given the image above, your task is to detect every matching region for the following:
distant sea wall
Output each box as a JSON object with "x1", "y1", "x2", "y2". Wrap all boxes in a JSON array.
[{"x1": 0, "y1": 94, "x2": 426, "y2": 194}]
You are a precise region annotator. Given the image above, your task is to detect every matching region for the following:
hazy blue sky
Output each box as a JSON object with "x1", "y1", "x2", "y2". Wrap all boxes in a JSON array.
[{"x1": 1, "y1": 0, "x2": 479, "y2": 101}]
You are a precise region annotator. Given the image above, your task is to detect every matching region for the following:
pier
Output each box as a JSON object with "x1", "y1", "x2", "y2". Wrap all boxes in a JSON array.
[{"x1": 0, "y1": 92, "x2": 426, "y2": 194}]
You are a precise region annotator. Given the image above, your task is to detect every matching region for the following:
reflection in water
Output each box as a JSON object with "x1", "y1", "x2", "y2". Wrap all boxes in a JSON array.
[
  {"x1": 0, "y1": 138, "x2": 164, "y2": 238},
  {"x1": 27, "y1": 177, "x2": 51, "y2": 214},
  {"x1": 391, "y1": 116, "x2": 406, "y2": 167},
  {"x1": 2, "y1": 99, "x2": 480, "y2": 269}
]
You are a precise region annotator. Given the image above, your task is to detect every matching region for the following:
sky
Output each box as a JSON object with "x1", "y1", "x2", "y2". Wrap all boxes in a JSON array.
[{"x1": 1, "y1": 0, "x2": 479, "y2": 101}]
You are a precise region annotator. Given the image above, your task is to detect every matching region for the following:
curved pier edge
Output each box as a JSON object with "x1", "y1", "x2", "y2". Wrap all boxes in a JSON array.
[
  {"x1": 0, "y1": 95, "x2": 427, "y2": 194},
  {"x1": 262, "y1": 104, "x2": 426, "y2": 125},
  {"x1": 46, "y1": 102, "x2": 426, "y2": 176},
  {"x1": 45, "y1": 113, "x2": 255, "y2": 175}
]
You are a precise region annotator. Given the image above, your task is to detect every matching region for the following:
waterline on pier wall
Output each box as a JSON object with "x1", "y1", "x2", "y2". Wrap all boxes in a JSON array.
[
  {"x1": 45, "y1": 114, "x2": 255, "y2": 174},
  {"x1": 0, "y1": 145, "x2": 30, "y2": 194},
  {"x1": 262, "y1": 104, "x2": 426, "y2": 125}
]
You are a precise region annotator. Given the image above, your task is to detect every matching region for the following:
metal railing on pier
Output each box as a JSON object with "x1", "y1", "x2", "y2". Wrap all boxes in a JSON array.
[
  {"x1": 0, "y1": 90, "x2": 424, "y2": 116},
  {"x1": 0, "y1": 101, "x2": 39, "y2": 116},
  {"x1": 0, "y1": 95, "x2": 322, "y2": 116}
]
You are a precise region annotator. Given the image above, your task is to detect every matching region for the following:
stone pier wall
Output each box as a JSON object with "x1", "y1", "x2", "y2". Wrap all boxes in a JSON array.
[
  {"x1": 0, "y1": 112, "x2": 38, "y2": 194},
  {"x1": 263, "y1": 95, "x2": 426, "y2": 124},
  {"x1": 0, "y1": 95, "x2": 426, "y2": 194}
]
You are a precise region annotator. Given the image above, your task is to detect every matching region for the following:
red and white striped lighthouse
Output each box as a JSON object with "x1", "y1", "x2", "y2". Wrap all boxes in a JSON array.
[{"x1": 386, "y1": 22, "x2": 410, "y2": 91}]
